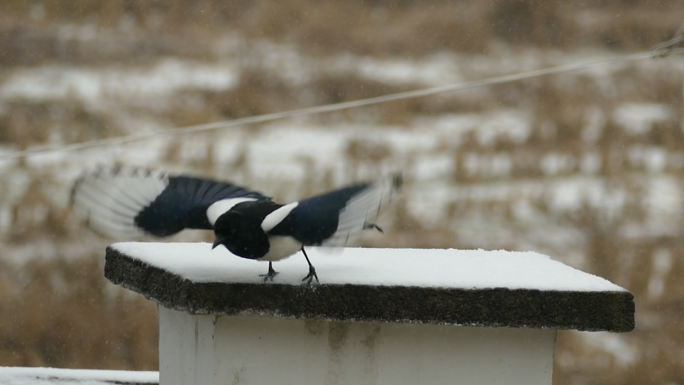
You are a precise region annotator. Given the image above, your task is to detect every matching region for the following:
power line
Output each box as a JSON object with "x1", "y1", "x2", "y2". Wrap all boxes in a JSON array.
[{"x1": 0, "y1": 50, "x2": 669, "y2": 161}]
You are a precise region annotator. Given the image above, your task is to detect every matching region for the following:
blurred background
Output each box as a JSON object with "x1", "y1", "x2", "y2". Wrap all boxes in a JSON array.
[{"x1": 0, "y1": 0, "x2": 683, "y2": 383}]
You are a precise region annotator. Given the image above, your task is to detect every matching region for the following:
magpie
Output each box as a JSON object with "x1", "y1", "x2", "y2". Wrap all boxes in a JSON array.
[{"x1": 71, "y1": 165, "x2": 402, "y2": 284}]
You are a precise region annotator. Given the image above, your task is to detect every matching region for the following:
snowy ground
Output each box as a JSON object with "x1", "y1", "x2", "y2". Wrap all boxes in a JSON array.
[
  {"x1": 113, "y1": 242, "x2": 626, "y2": 291},
  {"x1": 0, "y1": 366, "x2": 157, "y2": 385}
]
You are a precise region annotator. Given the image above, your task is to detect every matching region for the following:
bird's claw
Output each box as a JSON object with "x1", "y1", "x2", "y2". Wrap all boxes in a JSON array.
[
  {"x1": 260, "y1": 263, "x2": 279, "y2": 282},
  {"x1": 260, "y1": 271, "x2": 279, "y2": 282},
  {"x1": 364, "y1": 222, "x2": 384, "y2": 233},
  {"x1": 302, "y1": 266, "x2": 319, "y2": 285}
]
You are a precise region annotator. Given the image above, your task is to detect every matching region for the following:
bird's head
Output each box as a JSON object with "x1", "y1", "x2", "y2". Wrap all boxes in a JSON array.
[
  {"x1": 210, "y1": 210, "x2": 269, "y2": 259},
  {"x1": 211, "y1": 214, "x2": 234, "y2": 250}
]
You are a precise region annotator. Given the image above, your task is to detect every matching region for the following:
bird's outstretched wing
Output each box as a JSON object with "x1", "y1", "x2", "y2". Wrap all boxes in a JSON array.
[
  {"x1": 270, "y1": 174, "x2": 402, "y2": 246},
  {"x1": 71, "y1": 165, "x2": 270, "y2": 239}
]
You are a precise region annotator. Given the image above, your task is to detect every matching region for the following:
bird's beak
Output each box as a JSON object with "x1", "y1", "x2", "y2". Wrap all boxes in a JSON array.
[{"x1": 212, "y1": 238, "x2": 224, "y2": 250}]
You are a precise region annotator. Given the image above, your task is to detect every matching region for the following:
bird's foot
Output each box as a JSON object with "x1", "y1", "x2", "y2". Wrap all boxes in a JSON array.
[
  {"x1": 260, "y1": 263, "x2": 279, "y2": 282},
  {"x1": 364, "y1": 222, "x2": 384, "y2": 233},
  {"x1": 301, "y1": 265, "x2": 319, "y2": 285}
]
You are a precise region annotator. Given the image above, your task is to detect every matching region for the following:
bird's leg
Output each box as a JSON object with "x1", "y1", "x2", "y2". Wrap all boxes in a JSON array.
[
  {"x1": 300, "y1": 247, "x2": 319, "y2": 285},
  {"x1": 259, "y1": 261, "x2": 279, "y2": 282}
]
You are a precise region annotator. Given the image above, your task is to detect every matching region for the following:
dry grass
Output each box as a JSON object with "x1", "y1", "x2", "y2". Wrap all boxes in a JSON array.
[
  {"x1": 0, "y1": 257, "x2": 158, "y2": 370},
  {"x1": 0, "y1": 0, "x2": 682, "y2": 68},
  {"x1": 0, "y1": 100, "x2": 123, "y2": 150}
]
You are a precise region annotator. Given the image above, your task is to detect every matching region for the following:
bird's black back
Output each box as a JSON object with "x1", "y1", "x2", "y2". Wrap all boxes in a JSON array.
[
  {"x1": 269, "y1": 184, "x2": 370, "y2": 245},
  {"x1": 135, "y1": 176, "x2": 270, "y2": 237}
]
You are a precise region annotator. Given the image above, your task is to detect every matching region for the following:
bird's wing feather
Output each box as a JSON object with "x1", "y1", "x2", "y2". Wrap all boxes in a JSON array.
[
  {"x1": 322, "y1": 175, "x2": 401, "y2": 247},
  {"x1": 71, "y1": 165, "x2": 270, "y2": 239},
  {"x1": 272, "y1": 174, "x2": 401, "y2": 246}
]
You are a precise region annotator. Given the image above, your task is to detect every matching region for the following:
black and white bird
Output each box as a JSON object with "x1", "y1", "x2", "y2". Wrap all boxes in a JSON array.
[{"x1": 71, "y1": 165, "x2": 401, "y2": 284}]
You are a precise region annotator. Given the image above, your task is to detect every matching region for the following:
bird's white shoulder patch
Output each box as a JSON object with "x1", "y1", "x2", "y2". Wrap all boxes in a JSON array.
[
  {"x1": 207, "y1": 198, "x2": 257, "y2": 225},
  {"x1": 261, "y1": 202, "x2": 299, "y2": 232}
]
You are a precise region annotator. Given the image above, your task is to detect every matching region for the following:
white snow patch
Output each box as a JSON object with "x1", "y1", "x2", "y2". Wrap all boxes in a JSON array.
[
  {"x1": 541, "y1": 153, "x2": 576, "y2": 176},
  {"x1": 364, "y1": 127, "x2": 439, "y2": 153},
  {"x1": 413, "y1": 154, "x2": 453, "y2": 179},
  {"x1": 352, "y1": 54, "x2": 463, "y2": 86},
  {"x1": 113, "y1": 242, "x2": 626, "y2": 292},
  {"x1": 580, "y1": 152, "x2": 601, "y2": 174},
  {"x1": 613, "y1": 103, "x2": 673, "y2": 135},
  {"x1": 57, "y1": 24, "x2": 100, "y2": 42},
  {"x1": 582, "y1": 107, "x2": 605, "y2": 142},
  {"x1": 476, "y1": 110, "x2": 531, "y2": 146},
  {"x1": 246, "y1": 125, "x2": 349, "y2": 178},
  {"x1": 645, "y1": 176, "x2": 682, "y2": 223},
  {"x1": 248, "y1": 41, "x2": 313, "y2": 86},
  {"x1": 0, "y1": 366, "x2": 157, "y2": 385},
  {"x1": 460, "y1": 153, "x2": 513, "y2": 179},
  {"x1": 670, "y1": 152, "x2": 684, "y2": 169},
  {"x1": 579, "y1": 333, "x2": 639, "y2": 367},
  {"x1": 628, "y1": 146, "x2": 668, "y2": 172},
  {"x1": 0, "y1": 59, "x2": 238, "y2": 103},
  {"x1": 405, "y1": 182, "x2": 454, "y2": 227},
  {"x1": 547, "y1": 178, "x2": 626, "y2": 215},
  {"x1": 212, "y1": 135, "x2": 249, "y2": 165},
  {"x1": 648, "y1": 249, "x2": 672, "y2": 300},
  {"x1": 428, "y1": 114, "x2": 482, "y2": 134},
  {"x1": 0, "y1": 207, "x2": 11, "y2": 230}
]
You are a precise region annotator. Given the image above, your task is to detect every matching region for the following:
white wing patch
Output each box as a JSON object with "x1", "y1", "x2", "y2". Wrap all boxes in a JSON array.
[
  {"x1": 71, "y1": 166, "x2": 169, "y2": 239},
  {"x1": 261, "y1": 202, "x2": 299, "y2": 232},
  {"x1": 206, "y1": 198, "x2": 258, "y2": 225},
  {"x1": 323, "y1": 175, "x2": 401, "y2": 247}
]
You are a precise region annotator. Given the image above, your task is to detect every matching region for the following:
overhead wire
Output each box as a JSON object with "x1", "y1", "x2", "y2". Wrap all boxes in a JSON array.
[{"x1": 1, "y1": 47, "x2": 683, "y2": 162}]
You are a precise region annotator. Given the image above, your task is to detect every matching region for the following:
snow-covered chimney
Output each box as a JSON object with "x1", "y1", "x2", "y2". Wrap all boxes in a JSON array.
[{"x1": 105, "y1": 243, "x2": 634, "y2": 385}]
